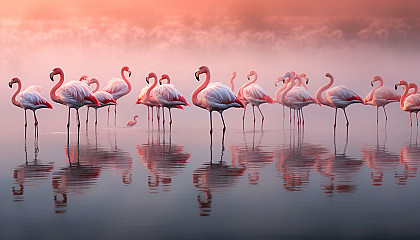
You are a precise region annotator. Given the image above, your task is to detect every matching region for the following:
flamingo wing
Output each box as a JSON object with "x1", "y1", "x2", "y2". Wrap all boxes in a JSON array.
[
  {"x1": 201, "y1": 82, "x2": 245, "y2": 107},
  {"x1": 102, "y1": 78, "x2": 128, "y2": 100},
  {"x1": 136, "y1": 85, "x2": 149, "y2": 104},
  {"x1": 286, "y1": 86, "x2": 316, "y2": 105},
  {"x1": 94, "y1": 91, "x2": 117, "y2": 105},
  {"x1": 326, "y1": 85, "x2": 363, "y2": 107},
  {"x1": 152, "y1": 84, "x2": 189, "y2": 106},
  {"x1": 243, "y1": 84, "x2": 274, "y2": 104},
  {"x1": 18, "y1": 87, "x2": 52, "y2": 109},
  {"x1": 374, "y1": 86, "x2": 401, "y2": 103},
  {"x1": 404, "y1": 94, "x2": 420, "y2": 111}
]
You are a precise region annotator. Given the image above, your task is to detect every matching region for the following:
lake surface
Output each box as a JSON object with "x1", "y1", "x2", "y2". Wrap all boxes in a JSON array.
[{"x1": 1, "y1": 110, "x2": 420, "y2": 239}]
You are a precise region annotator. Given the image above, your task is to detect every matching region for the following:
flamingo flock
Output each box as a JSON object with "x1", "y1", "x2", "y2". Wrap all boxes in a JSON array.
[{"x1": 9, "y1": 65, "x2": 416, "y2": 134}]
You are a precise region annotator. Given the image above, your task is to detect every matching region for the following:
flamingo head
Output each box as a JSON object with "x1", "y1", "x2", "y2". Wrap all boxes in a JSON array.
[
  {"x1": 122, "y1": 66, "x2": 131, "y2": 77},
  {"x1": 79, "y1": 75, "x2": 88, "y2": 81},
  {"x1": 195, "y1": 66, "x2": 209, "y2": 81},
  {"x1": 146, "y1": 72, "x2": 157, "y2": 84},
  {"x1": 50, "y1": 68, "x2": 63, "y2": 81},
  {"x1": 325, "y1": 72, "x2": 333, "y2": 79},
  {"x1": 8, "y1": 78, "x2": 19, "y2": 88},
  {"x1": 301, "y1": 73, "x2": 309, "y2": 84},
  {"x1": 160, "y1": 74, "x2": 170, "y2": 85},
  {"x1": 282, "y1": 72, "x2": 294, "y2": 83},
  {"x1": 88, "y1": 78, "x2": 98, "y2": 86},
  {"x1": 247, "y1": 70, "x2": 257, "y2": 81},
  {"x1": 134, "y1": 115, "x2": 138, "y2": 119},
  {"x1": 275, "y1": 76, "x2": 284, "y2": 87},
  {"x1": 371, "y1": 76, "x2": 382, "y2": 87},
  {"x1": 395, "y1": 80, "x2": 408, "y2": 90}
]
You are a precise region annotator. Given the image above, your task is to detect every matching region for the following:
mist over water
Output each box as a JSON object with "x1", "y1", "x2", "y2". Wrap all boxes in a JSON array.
[{"x1": 2, "y1": 2, "x2": 420, "y2": 239}]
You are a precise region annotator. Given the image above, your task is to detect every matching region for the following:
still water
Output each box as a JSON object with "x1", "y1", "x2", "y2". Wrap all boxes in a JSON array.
[{"x1": 1, "y1": 114, "x2": 420, "y2": 239}]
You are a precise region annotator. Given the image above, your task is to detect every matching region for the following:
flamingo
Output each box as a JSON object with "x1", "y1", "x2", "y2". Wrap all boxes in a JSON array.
[
  {"x1": 102, "y1": 66, "x2": 132, "y2": 126},
  {"x1": 49, "y1": 68, "x2": 100, "y2": 128},
  {"x1": 143, "y1": 72, "x2": 162, "y2": 124},
  {"x1": 136, "y1": 80, "x2": 155, "y2": 123},
  {"x1": 84, "y1": 78, "x2": 117, "y2": 126},
  {"x1": 395, "y1": 80, "x2": 420, "y2": 127},
  {"x1": 274, "y1": 76, "x2": 290, "y2": 119},
  {"x1": 315, "y1": 73, "x2": 363, "y2": 128},
  {"x1": 151, "y1": 74, "x2": 189, "y2": 126},
  {"x1": 9, "y1": 77, "x2": 53, "y2": 132},
  {"x1": 281, "y1": 72, "x2": 317, "y2": 125},
  {"x1": 364, "y1": 76, "x2": 401, "y2": 124},
  {"x1": 192, "y1": 66, "x2": 245, "y2": 133},
  {"x1": 237, "y1": 71, "x2": 274, "y2": 129},
  {"x1": 127, "y1": 115, "x2": 138, "y2": 127}
]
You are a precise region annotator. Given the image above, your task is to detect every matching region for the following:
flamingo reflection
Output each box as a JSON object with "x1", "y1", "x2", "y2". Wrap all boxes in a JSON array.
[
  {"x1": 397, "y1": 133, "x2": 420, "y2": 185},
  {"x1": 193, "y1": 132, "x2": 246, "y2": 216},
  {"x1": 275, "y1": 128, "x2": 328, "y2": 191},
  {"x1": 361, "y1": 130, "x2": 400, "y2": 186},
  {"x1": 230, "y1": 130, "x2": 274, "y2": 185},
  {"x1": 137, "y1": 130, "x2": 190, "y2": 193},
  {"x1": 315, "y1": 132, "x2": 364, "y2": 195},
  {"x1": 12, "y1": 136, "x2": 54, "y2": 202}
]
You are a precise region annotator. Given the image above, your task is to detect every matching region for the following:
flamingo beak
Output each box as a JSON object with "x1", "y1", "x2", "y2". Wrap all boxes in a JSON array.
[
  {"x1": 146, "y1": 76, "x2": 149, "y2": 84},
  {"x1": 275, "y1": 82, "x2": 277, "y2": 87},
  {"x1": 128, "y1": 71, "x2": 132, "y2": 77},
  {"x1": 49, "y1": 72, "x2": 55, "y2": 81},
  {"x1": 306, "y1": 78, "x2": 309, "y2": 84},
  {"x1": 371, "y1": 82, "x2": 374, "y2": 87},
  {"x1": 395, "y1": 84, "x2": 398, "y2": 90},
  {"x1": 8, "y1": 82, "x2": 12, "y2": 88},
  {"x1": 195, "y1": 70, "x2": 200, "y2": 81}
]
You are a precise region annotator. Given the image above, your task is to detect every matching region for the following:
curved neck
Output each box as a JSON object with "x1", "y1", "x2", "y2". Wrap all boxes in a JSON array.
[
  {"x1": 50, "y1": 71, "x2": 65, "y2": 104},
  {"x1": 281, "y1": 74, "x2": 295, "y2": 105},
  {"x1": 230, "y1": 71, "x2": 236, "y2": 91},
  {"x1": 410, "y1": 84, "x2": 418, "y2": 95},
  {"x1": 275, "y1": 83, "x2": 287, "y2": 102},
  {"x1": 400, "y1": 83, "x2": 410, "y2": 110},
  {"x1": 192, "y1": 71, "x2": 210, "y2": 108},
  {"x1": 371, "y1": 78, "x2": 383, "y2": 94},
  {"x1": 161, "y1": 77, "x2": 170, "y2": 84},
  {"x1": 133, "y1": 116, "x2": 138, "y2": 123},
  {"x1": 240, "y1": 74, "x2": 257, "y2": 96},
  {"x1": 145, "y1": 75, "x2": 158, "y2": 101},
  {"x1": 11, "y1": 80, "x2": 22, "y2": 108},
  {"x1": 121, "y1": 68, "x2": 131, "y2": 95},
  {"x1": 316, "y1": 75, "x2": 334, "y2": 107},
  {"x1": 91, "y1": 79, "x2": 99, "y2": 93}
]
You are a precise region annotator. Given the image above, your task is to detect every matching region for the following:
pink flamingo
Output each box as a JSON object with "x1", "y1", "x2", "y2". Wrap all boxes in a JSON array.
[
  {"x1": 408, "y1": 83, "x2": 418, "y2": 96},
  {"x1": 315, "y1": 73, "x2": 363, "y2": 128},
  {"x1": 281, "y1": 72, "x2": 317, "y2": 125},
  {"x1": 364, "y1": 76, "x2": 401, "y2": 124},
  {"x1": 274, "y1": 76, "x2": 290, "y2": 119},
  {"x1": 237, "y1": 71, "x2": 274, "y2": 129},
  {"x1": 151, "y1": 74, "x2": 189, "y2": 126},
  {"x1": 127, "y1": 115, "x2": 138, "y2": 127},
  {"x1": 136, "y1": 79, "x2": 156, "y2": 124},
  {"x1": 84, "y1": 78, "x2": 117, "y2": 125},
  {"x1": 102, "y1": 66, "x2": 132, "y2": 126},
  {"x1": 9, "y1": 78, "x2": 53, "y2": 129},
  {"x1": 193, "y1": 66, "x2": 245, "y2": 133},
  {"x1": 49, "y1": 68, "x2": 100, "y2": 128},
  {"x1": 395, "y1": 80, "x2": 420, "y2": 127},
  {"x1": 144, "y1": 72, "x2": 162, "y2": 124}
]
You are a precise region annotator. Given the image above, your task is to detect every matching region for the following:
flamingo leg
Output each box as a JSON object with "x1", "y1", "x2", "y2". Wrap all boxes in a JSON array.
[
  {"x1": 67, "y1": 108, "x2": 71, "y2": 128},
  {"x1": 252, "y1": 106, "x2": 256, "y2": 124},
  {"x1": 169, "y1": 108, "x2": 173, "y2": 125},
  {"x1": 147, "y1": 106, "x2": 150, "y2": 121},
  {"x1": 376, "y1": 106, "x2": 379, "y2": 125},
  {"x1": 283, "y1": 105, "x2": 285, "y2": 118},
  {"x1": 24, "y1": 109, "x2": 27, "y2": 127},
  {"x1": 301, "y1": 109, "x2": 305, "y2": 125},
  {"x1": 33, "y1": 110, "x2": 38, "y2": 126},
  {"x1": 417, "y1": 112, "x2": 419, "y2": 127},
  {"x1": 151, "y1": 107, "x2": 154, "y2": 124},
  {"x1": 163, "y1": 107, "x2": 166, "y2": 125},
  {"x1": 257, "y1": 105, "x2": 264, "y2": 129},
  {"x1": 209, "y1": 111, "x2": 213, "y2": 134},
  {"x1": 242, "y1": 106, "x2": 247, "y2": 130},
  {"x1": 290, "y1": 108, "x2": 292, "y2": 123},
  {"x1": 95, "y1": 109, "x2": 98, "y2": 125},
  {"x1": 343, "y1": 108, "x2": 349, "y2": 126},
  {"x1": 107, "y1": 106, "x2": 110, "y2": 126},
  {"x1": 86, "y1": 107, "x2": 90, "y2": 125},
  {"x1": 383, "y1": 106, "x2": 388, "y2": 122},
  {"x1": 76, "y1": 109, "x2": 81, "y2": 127},
  {"x1": 334, "y1": 108, "x2": 338, "y2": 128},
  {"x1": 220, "y1": 111, "x2": 226, "y2": 132},
  {"x1": 114, "y1": 105, "x2": 117, "y2": 127},
  {"x1": 410, "y1": 112, "x2": 412, "y2": 127}
]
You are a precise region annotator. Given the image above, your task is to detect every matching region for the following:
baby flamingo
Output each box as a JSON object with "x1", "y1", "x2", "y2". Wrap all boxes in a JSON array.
[{"x1": 127, "y1": 115, "x2": 138, "y2": 127}]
